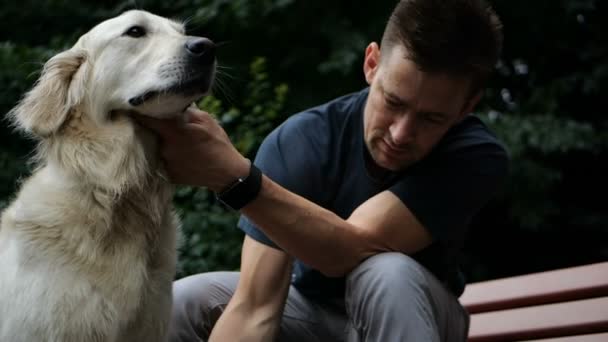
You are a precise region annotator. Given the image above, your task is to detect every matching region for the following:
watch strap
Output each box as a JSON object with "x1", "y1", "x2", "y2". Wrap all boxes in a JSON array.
[{"x1": 215, "y1": 161, "x2": 263, "y2": 210}]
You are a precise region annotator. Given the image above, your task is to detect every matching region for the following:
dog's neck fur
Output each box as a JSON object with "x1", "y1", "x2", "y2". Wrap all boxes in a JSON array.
[
  {"x1": 8, "y1": 106, "x2": 174, "y2": 261},
  {"x1": 36, "y1": 106, "x2": 166, "y2": 197}
]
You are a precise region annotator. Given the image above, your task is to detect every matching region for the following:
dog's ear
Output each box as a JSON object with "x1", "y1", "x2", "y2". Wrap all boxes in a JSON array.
[{"x1": 8, "y1": 48, "x2": 89, "y2": 137}]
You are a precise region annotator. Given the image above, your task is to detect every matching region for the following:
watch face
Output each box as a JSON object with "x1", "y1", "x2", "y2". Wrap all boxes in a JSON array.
[
  {"x1": 219, "y1": 178, "x2": 244, "y2": 195},
  {"x1": 216, "y1": 163, "x2": 262, "y2": 210}
]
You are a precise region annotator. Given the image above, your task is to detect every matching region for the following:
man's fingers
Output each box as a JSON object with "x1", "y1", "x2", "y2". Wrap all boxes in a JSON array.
[
  {"x1": 131, "y1": 109, "x2": 221, "y2": 142},
  {"x1": 184, "y1": 107, "x2": 213, "y2": 124}
]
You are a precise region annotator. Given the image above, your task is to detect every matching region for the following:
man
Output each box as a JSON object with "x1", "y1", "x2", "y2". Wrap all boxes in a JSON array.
[{"x1": 139, "y1": 0, "x2": 507, "y2": 340}]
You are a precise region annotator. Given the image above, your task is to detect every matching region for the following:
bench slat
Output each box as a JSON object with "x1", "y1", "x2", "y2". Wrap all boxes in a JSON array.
[
  {"x1": 460, "y1": 262, "x2": 608, "y2": 313},
  {"x1": 467, "y1": 296, "x2": 608, "y2": 341},
  {"x1": 524, "y1": 332, "x2": 608, "y2": 341}
]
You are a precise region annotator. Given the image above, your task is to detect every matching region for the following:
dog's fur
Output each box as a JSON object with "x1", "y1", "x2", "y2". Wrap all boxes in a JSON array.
[{"x1": 0, "y1": 10, "x2": 215, "y2": 342}]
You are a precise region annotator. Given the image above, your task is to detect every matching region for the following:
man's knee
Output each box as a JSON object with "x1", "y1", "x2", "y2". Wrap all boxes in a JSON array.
[
  {"x1": 173, "y1": 271, "x2": 236, "y2": 314},
  {"x1": 344, "y1": 253, "x2": 442, "y2": 339},
  {"x1": 347, "y1": 252, "x2": 426, "y2": 292},
  {"x1": 345, "y1": 253, "x2": 466, "y2": 341}
]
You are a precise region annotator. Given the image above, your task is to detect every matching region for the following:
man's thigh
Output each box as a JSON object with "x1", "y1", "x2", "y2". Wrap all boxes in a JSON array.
[
  {"x1": 345, "y1": 253, "x2": 469, "y2": 342},
  {"x1": 170, "y1": 271, "x2": 240, "y2": 341},
  {"x1": 279, "y1": 289, "x2": 347, "y2": 342}
]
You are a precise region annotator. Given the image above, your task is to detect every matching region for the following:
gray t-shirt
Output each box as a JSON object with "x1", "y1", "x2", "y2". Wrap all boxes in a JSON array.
[{"x1": 239, "y1": 88, "x2": 509, "y2": 298}]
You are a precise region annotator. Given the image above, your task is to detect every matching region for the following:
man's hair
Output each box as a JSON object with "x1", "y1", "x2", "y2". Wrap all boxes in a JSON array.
[{"x1": 380, "y1": 0, "x2": 503, "y2": 93}]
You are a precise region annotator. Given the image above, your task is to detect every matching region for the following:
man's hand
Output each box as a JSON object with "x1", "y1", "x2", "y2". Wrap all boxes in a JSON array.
[{"x1": 133, "y1": 108, "x2": 250, "y2": 192}]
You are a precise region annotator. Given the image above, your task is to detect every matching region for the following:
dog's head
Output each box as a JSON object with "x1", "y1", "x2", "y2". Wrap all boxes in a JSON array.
[{"x1": 9, "y1": 10, "x2": 216, "y2": 137}]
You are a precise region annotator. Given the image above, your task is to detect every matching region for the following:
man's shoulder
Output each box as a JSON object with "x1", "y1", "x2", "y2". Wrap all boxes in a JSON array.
[
  {"x1": 438, "y1": 114, "x2": 508, "y2": 156},
  {"x1": 283, "y1": 88, "x2": 368, "y2": 128}
]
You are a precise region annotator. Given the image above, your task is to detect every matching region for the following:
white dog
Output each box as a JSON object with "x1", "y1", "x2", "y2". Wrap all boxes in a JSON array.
[{"x1": 0, "y1": 10, "x2": 215, "y2": 342}]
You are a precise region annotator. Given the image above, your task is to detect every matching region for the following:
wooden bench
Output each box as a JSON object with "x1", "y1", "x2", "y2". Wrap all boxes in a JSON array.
[{"x1": 459, "y1": 262, "x2": 608, "y2": 341}]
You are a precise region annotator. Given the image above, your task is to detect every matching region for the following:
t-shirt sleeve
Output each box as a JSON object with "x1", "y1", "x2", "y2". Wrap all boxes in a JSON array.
[
  {"x1": 389, "y1": 129, "x2": 509, "y2": 243},
  {"x1": 237, "y1": 113, "x2": 329, "y2": 250}
]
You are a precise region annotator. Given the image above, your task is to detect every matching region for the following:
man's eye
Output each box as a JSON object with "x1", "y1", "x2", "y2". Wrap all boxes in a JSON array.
[
  {"x1": 124, "y1": 26, "x2": 146, "y2": 38},
  {"x1": 385, "y1": 99, "x2": 400, "y2": 108},
  {"x1": 424, "y1": 114, "x2": 444, "y2": 124}
]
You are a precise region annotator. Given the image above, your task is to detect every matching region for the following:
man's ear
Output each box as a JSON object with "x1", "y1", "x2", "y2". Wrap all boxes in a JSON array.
[
  {"x1": 363, "y1": 42, "x2": 381, "y2": 85},
  {"x1": 8, "y1": 48, "x2": 90, "y2": 137}
]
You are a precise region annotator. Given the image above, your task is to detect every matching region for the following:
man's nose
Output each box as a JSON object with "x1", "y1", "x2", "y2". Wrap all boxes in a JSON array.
[{"x1": 389, "y1": 113, "x2": 416, "y2": 145}]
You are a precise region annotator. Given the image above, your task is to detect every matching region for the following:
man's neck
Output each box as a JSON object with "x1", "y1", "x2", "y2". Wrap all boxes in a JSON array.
[{"x1": 363, "y1": 146, "x2": 397, "y2": 184}]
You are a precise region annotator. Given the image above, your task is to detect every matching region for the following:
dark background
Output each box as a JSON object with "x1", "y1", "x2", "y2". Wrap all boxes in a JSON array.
[{"x1": 1, "y1": 0, "x2": 606, "y2": 283}]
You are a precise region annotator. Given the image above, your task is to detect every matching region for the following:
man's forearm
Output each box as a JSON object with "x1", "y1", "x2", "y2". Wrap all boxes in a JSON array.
[
  {"x1": 209, "y1": 298, "x2": 282, "y2": 342},
  {"x1": 241, "y1": 175, "x2": 382, "y2": 277},
  {"x1": 209, "y1": 237, "x2": 292, "y2": 342}
]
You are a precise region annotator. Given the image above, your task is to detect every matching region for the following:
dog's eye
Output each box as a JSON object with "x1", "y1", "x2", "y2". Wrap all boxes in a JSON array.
[{"x1": 124, "y1": 26, "x2": 146, "y2": 38}]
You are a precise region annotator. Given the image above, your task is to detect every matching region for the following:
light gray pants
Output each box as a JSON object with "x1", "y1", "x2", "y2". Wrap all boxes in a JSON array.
[{"x1": 169, "y1": 253, "x2": 469, "y2": 341}]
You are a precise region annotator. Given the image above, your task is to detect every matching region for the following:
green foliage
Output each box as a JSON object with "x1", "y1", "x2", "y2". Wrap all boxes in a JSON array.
[
  {"x1": 174, "y1": 58, "x2": 288, "y2": 278},
  {"x1": 481, "y1": 112, "x2": 606, "y2": 231},
  {"x1": 0, "y1": 43, "x2": 49, "y2": 209},
  {"x1": 209, "y1": 57, "x2": 289, "y2": 156},
  {"x1": 0, "y1": 43, "x2": 53, "y2": 114},
  {"x1": 172, "y1": 187, "x2": 243, "y2": 278},
  {"x1": 488, "y1": 114, "x2": 602, "y2": 157},
  {"x1": 0, "y1": 0, "x2": 606, "y2": 282}
]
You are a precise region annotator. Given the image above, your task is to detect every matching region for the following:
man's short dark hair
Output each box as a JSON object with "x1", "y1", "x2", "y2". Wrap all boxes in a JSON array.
[{"x1": 381, "y1": 0, "x2": 503, "y2": 93}]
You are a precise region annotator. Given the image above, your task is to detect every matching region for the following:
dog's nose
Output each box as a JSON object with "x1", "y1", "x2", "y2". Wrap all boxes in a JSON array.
[{"x1": 186, "y1": 38, "x2": 215, "y2": 65}]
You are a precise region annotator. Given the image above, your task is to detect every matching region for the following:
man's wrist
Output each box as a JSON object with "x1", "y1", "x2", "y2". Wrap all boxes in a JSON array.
[
  {"x1": 212, "y1": 157, "x2": 250, "y2": 192},
  {"x1": 215, "y1": 159, "x2": 263, "y2": 210}
]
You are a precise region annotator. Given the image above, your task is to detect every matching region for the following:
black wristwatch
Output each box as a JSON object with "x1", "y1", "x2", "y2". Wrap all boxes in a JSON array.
[{"x1": 215, "y1": 161, "x2": 263, "y2": 210}]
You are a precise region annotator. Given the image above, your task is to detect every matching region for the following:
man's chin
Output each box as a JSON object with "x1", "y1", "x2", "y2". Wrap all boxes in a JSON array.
[
  {"x1": 377, "y1": 160, "x2": 402, "y2": 172},
  {"x1": 374, "y1": 151, "x2": 416, "y2": 172}
]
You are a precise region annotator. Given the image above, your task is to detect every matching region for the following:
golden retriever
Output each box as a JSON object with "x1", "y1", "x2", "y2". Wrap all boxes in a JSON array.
[{"x1": 0, "y1": 10, "x2": 215, "y2": 342}]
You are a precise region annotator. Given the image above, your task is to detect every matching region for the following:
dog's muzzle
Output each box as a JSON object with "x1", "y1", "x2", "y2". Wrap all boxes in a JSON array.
[
  {"x1": 186, "y1": 37, "x2": 215, "y2": 65},
  {"x1": 128, "y1": 37, "x2": 217, "y2": 107}
]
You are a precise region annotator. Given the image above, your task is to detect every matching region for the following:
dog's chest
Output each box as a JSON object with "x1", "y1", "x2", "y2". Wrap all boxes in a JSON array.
[{"x1": 3, "y1": 172, "x2": 177, "y2": 316}]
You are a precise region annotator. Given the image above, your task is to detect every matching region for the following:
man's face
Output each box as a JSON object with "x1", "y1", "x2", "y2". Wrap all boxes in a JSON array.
[{"x1": 362, "y1": 43, "x2": 479, "y2": 171}]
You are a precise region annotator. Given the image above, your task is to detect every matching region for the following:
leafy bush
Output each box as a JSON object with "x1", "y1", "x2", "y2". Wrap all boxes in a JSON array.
[
  {"x1": 483, "y1": 112, "x2": 606, "y2": 231},
  {"x1": 174, "y1": 57, "x2": 288, "y2": 278},
  {"x1": 1, "y1": 0, "x2": 606, "y2": 283}
]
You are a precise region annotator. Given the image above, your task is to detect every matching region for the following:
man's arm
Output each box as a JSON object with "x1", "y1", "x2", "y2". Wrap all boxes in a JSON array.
[
  {"x1": 241, "y1": 175, "x2": 432, "y2": 277},
  {"x1": 134, "y1": 109, "x2": 433, "y2": 277},
  {"x1": 209, "y1": 236, "x2": 292, "y2": 342}
]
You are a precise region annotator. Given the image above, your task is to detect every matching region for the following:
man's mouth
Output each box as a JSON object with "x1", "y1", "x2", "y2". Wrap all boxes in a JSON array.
[{"x1": 381, "y1": 139, "x2": 410, "y2": 156}]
